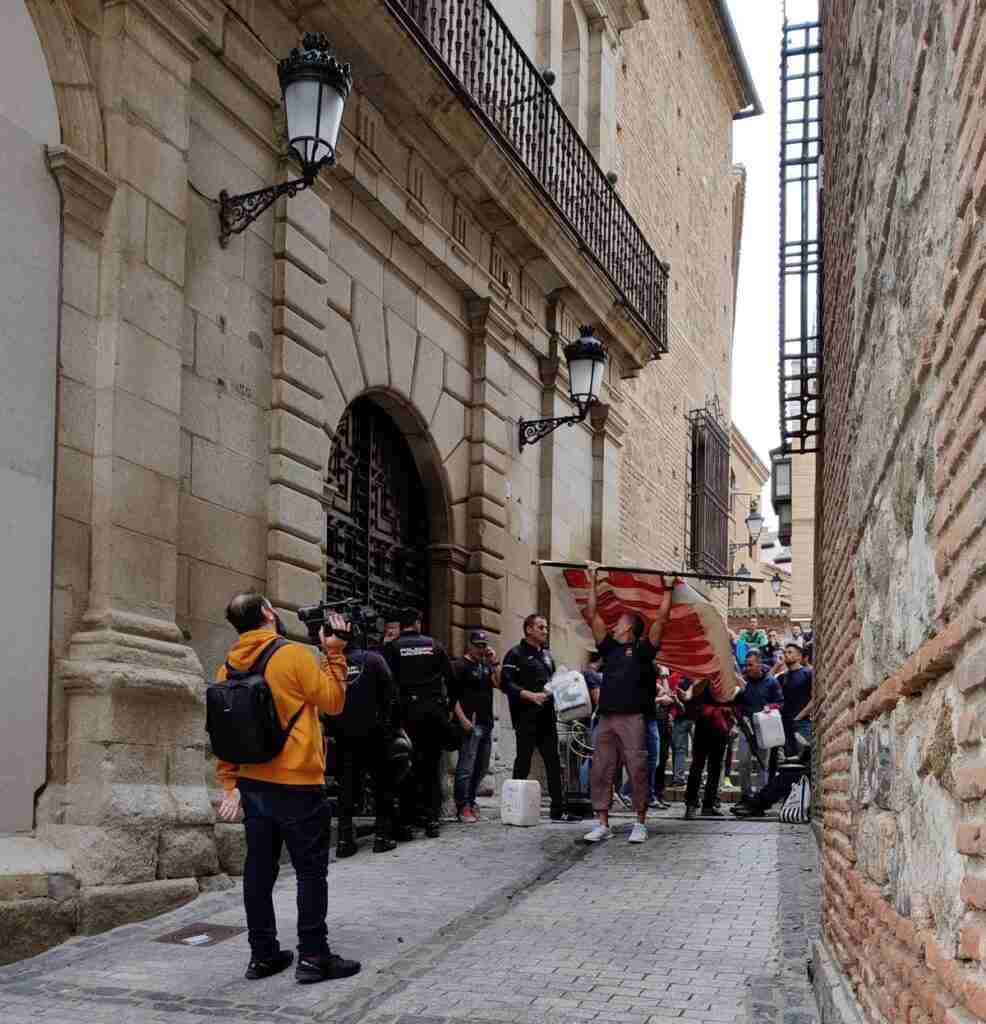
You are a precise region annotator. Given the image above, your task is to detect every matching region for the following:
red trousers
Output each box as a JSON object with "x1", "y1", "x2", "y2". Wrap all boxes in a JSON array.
[{"x1": 591, "y1": 712, "x2": 648, "y2": 815}]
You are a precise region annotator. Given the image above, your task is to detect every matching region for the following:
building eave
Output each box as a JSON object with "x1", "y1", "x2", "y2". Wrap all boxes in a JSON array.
[{"x1": 711, "y1": 1, "x2": 764, "y2": 120}]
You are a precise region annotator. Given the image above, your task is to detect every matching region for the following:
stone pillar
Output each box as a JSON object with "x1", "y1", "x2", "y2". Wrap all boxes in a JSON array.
[
  {"x1": 39, "y1": 0, "x2": 223, "y2": 892},
  {"x1": 589, "y1": 401, "x2": 626, "y2": 563},
  {"x1": 269, "y1": 180, "x2": 335, "y2": 631},
  {"x1": 463, "y1": 298, "x2": 512, "y2": 647}
]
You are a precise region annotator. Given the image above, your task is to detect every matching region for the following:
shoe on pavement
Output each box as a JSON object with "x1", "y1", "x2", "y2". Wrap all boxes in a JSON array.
[
  {"x1": 722, "y1": 778, "x2": 736, "y2": 789},
  {"x1": 628, "y1": 822, "x2": 648, "y2": 844},
  {"x1": 684, "y1": 805, "x2": 698, "y2": 820},
  {"x1": 458, "y1": 806, "x2": 478, "y2": 823},
  {"x1": 583, "y1": 824, "x2": 613, "y2": 843},
  {"x1": 295, "y1": 952, "x2": 361, "y2": 985},
  {"x1": 424, "y1": 820, "x2": 441, "y2": 838},
  {"x1": 372, "y1": 835, "x2": 398, "y2": 853},
  {"x1": 614, "y1": 791, "x2": 633, "y2": 810},
  {"x1": 245, "y1": 950, "x2": 293, "y2": 980},
  {"x1": 392, "y1": 825, "x2": 415, "y2": 842},
  {"x1": 470, "y1": 804, "x2": 482, "y2": 821},
  {"x1": 653, "y1": 799, "x2": 671, "y2": 810},
  {"x1": 701, "y1": 807, "x2": 725, "y2": 817},
  {"x1": 731, "y1": 803, "x2": 766, "y2": 818},
  {"x1": 335, "y1": 837, "x2": 358, "y2": 859},
  {"x1": 550, "y1": 811, "x2": 582, "y2": 822}
]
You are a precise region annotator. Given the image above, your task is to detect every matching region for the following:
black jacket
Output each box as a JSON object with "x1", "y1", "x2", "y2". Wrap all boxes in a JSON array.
[
  {"x1": 501, "y1": 640, "x2": 556, "y2": 722},
  {"x1": 326, "y1": 648, "x2": 394, "y2": 740},
  {"x1": 383, "y1": 630, "x2": 454, "y2": 703}
]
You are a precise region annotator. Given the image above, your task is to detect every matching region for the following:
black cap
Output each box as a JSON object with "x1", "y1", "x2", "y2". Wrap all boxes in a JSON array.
[{"x1": 468, "y1": 629, "x2": 489, "y2": 647}]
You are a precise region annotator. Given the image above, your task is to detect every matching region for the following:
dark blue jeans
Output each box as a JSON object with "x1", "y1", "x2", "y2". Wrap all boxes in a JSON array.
[
  {"x1": 454, "y1": 722, "x2": 493, "y2": 809},
  {"x1": 239, "y1": 781, "x2": 332, "y2": 959}
]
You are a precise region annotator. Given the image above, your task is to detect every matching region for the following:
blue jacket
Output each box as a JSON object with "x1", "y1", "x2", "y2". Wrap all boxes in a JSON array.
[{"x1": 734, "y1": 673, "x2": 784, "y2": 718}]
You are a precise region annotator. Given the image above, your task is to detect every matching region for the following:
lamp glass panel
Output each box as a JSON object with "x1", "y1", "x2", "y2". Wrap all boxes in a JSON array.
[
  {"x1": 284, "y1": 78, "x2": 320, "y2": 164},
  {"x1": 568, "y1": 356, "x2": 594, "y2": 402},
  {"x1": 589, "y1": 358, "x2": 605, "y2": 400}
]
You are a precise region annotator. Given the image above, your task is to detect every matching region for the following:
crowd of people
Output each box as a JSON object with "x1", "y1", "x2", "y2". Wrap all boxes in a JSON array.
[{"x1": 210, "y1": 589, "x2": 813, "y2": 984}]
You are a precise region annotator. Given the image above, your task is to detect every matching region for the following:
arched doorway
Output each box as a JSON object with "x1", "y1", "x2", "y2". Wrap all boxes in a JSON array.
[{"x1": 325, "y1": 397, "x2": 431, "y2": 635}]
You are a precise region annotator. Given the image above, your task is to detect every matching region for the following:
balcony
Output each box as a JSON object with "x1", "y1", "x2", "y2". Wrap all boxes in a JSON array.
[{"x1": 386, "y1": 0, "x2": 670, "y2": 356}]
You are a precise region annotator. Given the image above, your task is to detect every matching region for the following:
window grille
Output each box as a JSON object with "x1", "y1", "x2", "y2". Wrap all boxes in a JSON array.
[
  {"x1": 685, "y1": 400, "x2": 730, "y2": 577},
  {"x1": 779, "y1": 20, "x2": 822, "y2": 453}
]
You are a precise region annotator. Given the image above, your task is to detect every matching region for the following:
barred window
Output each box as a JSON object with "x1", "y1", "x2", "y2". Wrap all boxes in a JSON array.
[{"x1": 686, "y1": 402, "x2": 730, "y2": 577}]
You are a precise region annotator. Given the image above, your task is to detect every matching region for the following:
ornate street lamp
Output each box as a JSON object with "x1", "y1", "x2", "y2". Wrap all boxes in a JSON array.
[
  {"x1": 218, "y1": 33, "x2": 352, "y2": 247},
  {"x1": 735, "y1": 564, "x2": 751, "y2": 579},
  {"x1": 519, "y1": 326, "x2": 607, "y2": 449},
  {"x1": 745, "y1": 501, "x2": 765, "y2": 544},
  {"x1": 771, "y1": 572, "x2": 783, "y2": 597}
]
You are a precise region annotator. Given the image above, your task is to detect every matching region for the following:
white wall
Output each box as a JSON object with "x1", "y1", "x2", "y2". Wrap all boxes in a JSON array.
[{"x1": 0, "y1": 2, "x2": 61, "y2": 833}]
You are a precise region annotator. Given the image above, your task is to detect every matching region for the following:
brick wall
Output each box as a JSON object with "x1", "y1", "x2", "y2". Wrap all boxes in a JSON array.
[{"x1": 817, "y1": 1, "x2": 986, "y2": 1021}]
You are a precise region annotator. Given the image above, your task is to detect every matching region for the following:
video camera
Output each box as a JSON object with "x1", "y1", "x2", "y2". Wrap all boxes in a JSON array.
[{"x1": 297, "y1": 597, "x2": 377, "y2": 646}]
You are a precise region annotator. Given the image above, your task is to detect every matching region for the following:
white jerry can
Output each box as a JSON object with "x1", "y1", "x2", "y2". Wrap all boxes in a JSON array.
[
  {"x1": 753, "y1": 708, "x2": 786, "y2": 749},
  {"x1": 500, "y1": 779, "x2": 542, "y2": 826}
]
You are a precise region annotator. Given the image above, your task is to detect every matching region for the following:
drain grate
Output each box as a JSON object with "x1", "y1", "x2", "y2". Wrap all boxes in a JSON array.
[{"x1": 155, "y1": 923, "x2": 246, "y2": 947}]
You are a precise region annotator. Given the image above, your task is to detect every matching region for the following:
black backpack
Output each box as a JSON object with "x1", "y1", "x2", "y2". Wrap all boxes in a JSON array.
[{"x1": 205, "y1": 639, "x2": 304, "y2": 764}]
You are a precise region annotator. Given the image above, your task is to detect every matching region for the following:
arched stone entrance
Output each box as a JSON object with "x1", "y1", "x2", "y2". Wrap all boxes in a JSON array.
[
  {"x1": 325, "y1": 396, "x2": 431, "y2": 631},
  {"x1": 325, "y1": 390, "x2": 455, "y2": 644}
]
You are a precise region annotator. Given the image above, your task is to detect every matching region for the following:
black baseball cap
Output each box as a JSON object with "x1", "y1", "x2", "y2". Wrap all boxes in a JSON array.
[{"x1": 469, "y1": 629, "x2": 490, "y2": 646}]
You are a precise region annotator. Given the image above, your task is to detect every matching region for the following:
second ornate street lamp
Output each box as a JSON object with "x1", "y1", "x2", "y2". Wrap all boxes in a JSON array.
[
  {"x1": 745, "y1": 501, "x2": 765, "y2": 544},
  {"x1": 771, "y1": 572, "x2": 783, "y2": 597},
  {"x1": 519, "y1": 326, "x2": 607, "y2": 449},
  {"x1": 218, "y1": 33, "x2": 352, "y2": 247}
]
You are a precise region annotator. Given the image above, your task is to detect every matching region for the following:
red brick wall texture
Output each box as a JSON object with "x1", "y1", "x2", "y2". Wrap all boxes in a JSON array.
[{"x1": 818, "y1": 1, "x2": 986, "y2": 1021}]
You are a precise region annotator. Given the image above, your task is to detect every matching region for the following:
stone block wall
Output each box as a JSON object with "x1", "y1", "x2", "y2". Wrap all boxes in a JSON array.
[{"x1": 816, "y1": 2, "x2": 986, "y2": 1021}]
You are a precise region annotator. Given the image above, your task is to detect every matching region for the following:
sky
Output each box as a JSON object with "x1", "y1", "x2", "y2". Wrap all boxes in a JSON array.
[{"x1": 726, "y1": 0, "x2": 818, "y2": 526}]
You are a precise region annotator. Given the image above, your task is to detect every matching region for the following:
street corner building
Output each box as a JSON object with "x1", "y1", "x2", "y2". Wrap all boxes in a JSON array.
[
  {"x1": 0, "y1": 0, "x2": 757, "y2": 959},
  {"x1": 812, "y1": 2, "x2": 986, "y2": 1023}
]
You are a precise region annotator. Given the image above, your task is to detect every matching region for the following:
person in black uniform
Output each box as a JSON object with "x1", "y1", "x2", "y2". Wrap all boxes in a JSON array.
[
  {"x1": 326, "y1": 641, "x2": 398, "y2": 858},
  {"x1": 501, "y1": 613, "x2": 578, "y2": 822},
  {"x1": 384, "y1": 608, "x2": 455, "y2": 840}
]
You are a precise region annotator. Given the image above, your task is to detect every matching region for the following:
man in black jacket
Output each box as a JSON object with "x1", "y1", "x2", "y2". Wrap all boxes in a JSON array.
[
  {"x1": 501, "y1": 614, "x2": 578, "y2": 821},
  {"x1": 327, "y1": 642, "x2": 398, "y2": 858},
  {"x1": 384, "y1": 608, "x2": 455, "y2": 839}
]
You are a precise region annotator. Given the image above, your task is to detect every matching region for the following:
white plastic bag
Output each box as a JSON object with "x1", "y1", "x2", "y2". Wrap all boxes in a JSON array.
[
  {"x1": 544, "y1": 667, "x2": 592, "y2": 723},
  {"x1": 753, "y1": 708, "x2": 786, "y2": 749},
  {"x1": 780, "y1": 776, "x2": 811, "y2": 824}
]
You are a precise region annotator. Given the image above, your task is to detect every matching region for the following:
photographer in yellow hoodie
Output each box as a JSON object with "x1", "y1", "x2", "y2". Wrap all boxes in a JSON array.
[{"x1": 215, "y1": 592, "x2": 358, "y2": 986}]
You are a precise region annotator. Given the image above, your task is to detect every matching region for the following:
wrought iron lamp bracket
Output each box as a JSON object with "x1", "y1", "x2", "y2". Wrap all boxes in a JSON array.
[
  {"x1": 519, "y1": 400, "x2": 594, "y2": 449},
  {"x1": 219, "y1": 173, "x2": 313, "y2": 248}
]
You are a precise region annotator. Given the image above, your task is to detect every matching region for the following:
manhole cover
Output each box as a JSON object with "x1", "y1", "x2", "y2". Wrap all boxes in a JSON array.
[{"x1": 155, "y1": 923, "x2": 246, "y2": 947}]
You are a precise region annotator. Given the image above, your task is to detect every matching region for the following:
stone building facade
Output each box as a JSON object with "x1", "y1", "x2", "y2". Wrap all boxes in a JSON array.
[
  {"x1": 0, "y1": 0, "x2": 756, "y2": 959},
  {"x1": 814, "y1": 2, "x2": 986, "y2": 1022}
]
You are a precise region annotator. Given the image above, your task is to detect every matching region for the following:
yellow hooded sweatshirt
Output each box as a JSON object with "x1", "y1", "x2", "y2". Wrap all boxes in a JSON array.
[{"x1": 215, "y1": 628, "x2": 347, "y2": 791}]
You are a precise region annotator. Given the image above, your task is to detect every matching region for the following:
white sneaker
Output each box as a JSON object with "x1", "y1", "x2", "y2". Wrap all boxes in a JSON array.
[
  {"x1": 628, "y1": 822, "x2": 648, "y2": 844},
  {"x1": 583, "y1": 824, "x2": 612, "y2": 844}
]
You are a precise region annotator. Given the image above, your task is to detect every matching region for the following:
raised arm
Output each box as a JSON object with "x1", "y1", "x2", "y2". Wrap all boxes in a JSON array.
[
  {"x1": 581, "y1": 573, "x2": 608, "y2": 646},
  {"x1": 647, "y1": 579, "x2": 674, "y2": 648}
]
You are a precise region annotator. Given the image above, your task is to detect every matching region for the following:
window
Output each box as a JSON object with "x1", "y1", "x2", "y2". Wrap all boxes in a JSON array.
[{"x1": 686, "y1": 402, "x2": 730, "y2": 577}]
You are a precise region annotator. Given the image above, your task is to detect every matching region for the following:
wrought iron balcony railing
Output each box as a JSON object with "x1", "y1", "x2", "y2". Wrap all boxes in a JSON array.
[{"x1": 387, "y1": 0, "x2": 670, "y2": 355}]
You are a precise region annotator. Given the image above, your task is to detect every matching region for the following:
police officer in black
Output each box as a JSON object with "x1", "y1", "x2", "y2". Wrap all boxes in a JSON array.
[
  {"x1": 326, "y1": 642, "x2": 398, "y2": 858},
  {"x1": 501, "y1": 613, "x2": 578, "y2": 821},
  {"x1": 383, "y1": 608, "x2": 455, "y2": 840}
]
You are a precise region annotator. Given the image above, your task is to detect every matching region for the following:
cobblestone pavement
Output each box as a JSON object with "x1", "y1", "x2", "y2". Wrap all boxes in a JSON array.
[{"x1": 0, "y1": 809, "x2": 818, "y2": 1024}]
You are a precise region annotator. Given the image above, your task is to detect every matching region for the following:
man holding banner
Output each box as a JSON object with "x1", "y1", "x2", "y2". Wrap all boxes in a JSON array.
[{"x1": 580, "y1": 580, "x2": 673, "y2": 845}]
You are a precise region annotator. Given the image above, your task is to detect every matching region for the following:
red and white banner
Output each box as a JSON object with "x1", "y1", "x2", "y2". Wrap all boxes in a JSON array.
[{"x1": 538, "y1": 563, "x2": 739, "y2": 702}]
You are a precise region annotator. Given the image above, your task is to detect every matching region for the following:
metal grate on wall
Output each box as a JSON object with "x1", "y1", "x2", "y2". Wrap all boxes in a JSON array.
[
  {"x1": 779, "y1": 20, "x2": 822, "y2": 453},
  {"x1": 684, "y1": 399, "x2": 730, "y2": 578}
]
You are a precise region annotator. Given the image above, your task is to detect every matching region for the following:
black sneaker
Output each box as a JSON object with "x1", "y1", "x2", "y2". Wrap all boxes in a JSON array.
[
  {"x1": 335, "y1": 837, "x2": 358, "y2": 859},
  {"x1": 423, "y1": 820, "x2": 441, "y2": 838},
  {"x1": 550, "y1": 811, "x2": 581, "y2": 822},
  {"x1": 731, "y1": 803, "x2": 765, "y2": 818},
  {"x1": 373, "y1": 835, "x2": 398, "y2": 853},
  {"x1": 296, "y1": 952, "x2": 362, "y2": 984},
  {"x1": 701, "y1": 807, "x2": 725, "y2": 817},
  {"x1": 245, "y1": 950, "x2": 293, "y2": 980},
  {"x1": 684, "y1": 805, "x2": 698, "y2": 820},
  {"x1": 392, "y1": 825, "x2": 415, "y2": 842}
]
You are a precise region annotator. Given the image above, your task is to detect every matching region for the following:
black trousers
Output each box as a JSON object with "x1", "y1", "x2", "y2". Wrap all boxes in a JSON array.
[
  {"x1": 684, "y1": 718, "x2": 729, "y2": 810},
  {"x1": 239, "y1": 781, "x2": 332, "y2": 959},
  {"x1": 398, "y1": 698, "x2": 446, "y2": 826},
  {"x1": 512, "y1": 706, "x2": 564, "y2": 813},
  {"x1": 335, "y1": 732, "x2": 391, "y2": 831},
  {"x1": 654, "y1": 717, "x2": 672, "y2": 798}
]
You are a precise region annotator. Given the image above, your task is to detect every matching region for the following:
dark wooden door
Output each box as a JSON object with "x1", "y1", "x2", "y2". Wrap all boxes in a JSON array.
[{"x1": 325, "y1": 398, "x2": 430, "y2": 637}]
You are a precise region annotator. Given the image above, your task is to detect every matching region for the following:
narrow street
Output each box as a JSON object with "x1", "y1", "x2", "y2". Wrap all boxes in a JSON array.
[{"x1": 0, "y1": 811, "x2": 819, "y2": 1024}]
